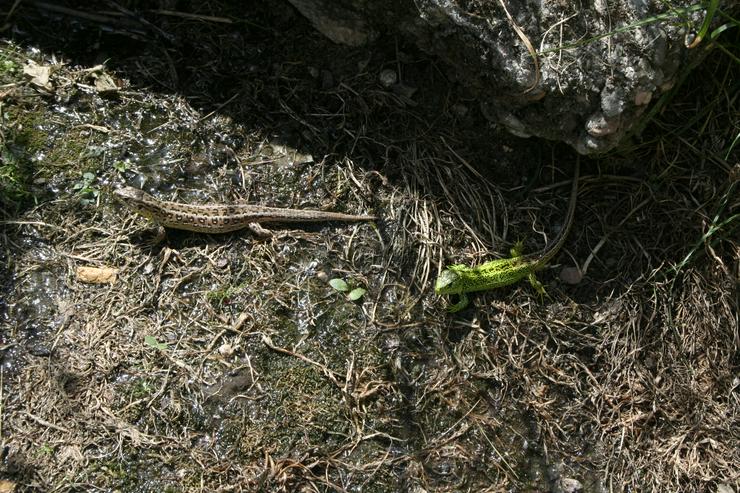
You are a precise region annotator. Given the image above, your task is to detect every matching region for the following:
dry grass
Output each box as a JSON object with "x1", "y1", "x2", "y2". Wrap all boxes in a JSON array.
[{"x1": 0, "y1": 2, "x2": 738, "y2": 492}]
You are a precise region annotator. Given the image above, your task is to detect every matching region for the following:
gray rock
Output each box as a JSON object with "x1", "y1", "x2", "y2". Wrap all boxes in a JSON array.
[
  {"x1": 560, "y1": 477, "x2": 583, "y2": 493},
  {"x1": 287, "y1": 0, "x2": 376, "y2": 46},
  {"x1": 716, "y1": 484, "x2": 735, "y2": 493},
  {"x1": 287, "y1": 0, "x2": 715, "y2": 154},
  {"x1": 379, "y1": 68, "x2": 398, "y2": 88}
]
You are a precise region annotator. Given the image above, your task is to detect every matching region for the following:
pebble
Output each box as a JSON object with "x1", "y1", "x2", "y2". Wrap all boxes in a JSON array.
[
  {"x1": 379, "y1": 68, "x2": 397, "y2": 87},
  {"x1": 560, "y1": 478, "x2": 583, "y2": 493}
]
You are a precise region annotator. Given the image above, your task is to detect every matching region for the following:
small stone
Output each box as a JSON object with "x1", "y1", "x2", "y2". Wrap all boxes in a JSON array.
[
  {"x1": 634, "y1": 89, "x2": 653, "y2": 105},
  {"x1": 218, "y1": 343, "x2": 235, "y2": 357},
  {"x1": 451, "y1": 103, "x2": 468, "y2": 117},
  {"x1": 601, "y1": 85, "x2": 625, "y2": 117},
  {"x1": 379, "y1": 68, "x2": 397, "y2": 88},
  {"x1": 728, "y1": 164, "x2": 740, "y2": 183},
  {"x1": 559, "y1": 266, "x2": 582, "y2": 285},
  {"x1": 585, "y1": 112, "x2": 619, "y2": 137},
  {"x1": 26, "y1": 344, "x2": 51, "y2": 357},
  {"x1": 560, "y1": 478, "x2": 583, "y2": 493}
]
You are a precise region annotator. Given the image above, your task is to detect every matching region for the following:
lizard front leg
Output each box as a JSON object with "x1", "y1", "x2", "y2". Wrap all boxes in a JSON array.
[
  {"x1": 528, "y1": 272, "x2": 547, "y2": 299},
  {"x1": 133, "y1": 223, "x2": 166, "y2": 247},
  {"x1": 510, "y1": 239, "x2": 525, "y2": 257},
  {"x1": 247, "y1": 222, "x2": 273, "y2": 238}
]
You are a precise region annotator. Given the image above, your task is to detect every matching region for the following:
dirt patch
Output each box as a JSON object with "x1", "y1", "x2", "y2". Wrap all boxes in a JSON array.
[{"x1": 0, "y1": 2, "x2": 737, "y2": 492}]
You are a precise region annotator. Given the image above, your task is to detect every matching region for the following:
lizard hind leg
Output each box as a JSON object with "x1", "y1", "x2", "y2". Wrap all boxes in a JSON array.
[
  {"x1": 136, "y1": 224, "x2": 166, "y2": 247},
  {"x1": 447, "y1": 293, "x2": 470, "y2": 313},
  {"x1": 152, "y1": 225, "x2": 167, "y2": 245}
]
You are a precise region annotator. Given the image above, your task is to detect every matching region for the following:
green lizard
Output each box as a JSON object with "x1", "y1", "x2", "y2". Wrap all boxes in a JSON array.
[{"x1": 434, "y1": 159, "x2": 580, "y2": 312}]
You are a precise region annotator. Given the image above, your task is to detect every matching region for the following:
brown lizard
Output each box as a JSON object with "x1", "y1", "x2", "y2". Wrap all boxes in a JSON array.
[{"x1": 114, "y1": 186, "x2": 375, "y2": 235}]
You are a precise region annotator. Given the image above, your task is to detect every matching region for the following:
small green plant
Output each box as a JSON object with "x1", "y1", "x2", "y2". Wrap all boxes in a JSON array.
[
  {"x1": 130, "y1": 379, "x2": 153, "y2": 399},
  {"x1": 37, "y1": 444, "x2": 54, "y2": 456},
  {"x1": 144, "y1": 335, "x2": 167, "y2": 351},
  {"x1": 0, "y1": 59, "x2": 17, "y2": 74},
  {"x1": 72, "y1": 171, "x2": 99, "y2": 205},
  {"x1": 329, "y1": 278, "x2": 367, "y2": 301},
  {"x1": 113, "y1": 160, "x2": 129, "y2": 173},
  {"x1": 0, "y1": 144, "x2": 30, "y2": 203},
  {"x1": 207, "y1": 283, "x2": 245, "y2": 307}
]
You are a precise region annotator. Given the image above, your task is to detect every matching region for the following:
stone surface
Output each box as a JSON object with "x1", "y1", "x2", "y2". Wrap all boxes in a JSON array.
[
  {"x1": 287, "y1": 0, "x2": 377, "y2": 46},
  {"x1": 288, "y1": 0, "x2": 714, "y2": 154},
  {"x1": 560, "y1": 477, "x2": 584, "y2": 493}
]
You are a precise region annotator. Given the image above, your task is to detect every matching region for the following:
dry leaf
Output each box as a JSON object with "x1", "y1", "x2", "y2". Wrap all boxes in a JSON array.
[
  {"x1": 23, "y1": 61, "x2": 52, "y2": 91},
  {"x1": 94, "y1": 73, "x2": 119, "y2": 94},
  {"x1": 0, "y1": 480, "x2": 16, "y2": 493},
  {"x1": 0, "y1": 87, "x2": 18, "y2": 101},
  {"x1": 76, "y1": 266, "x2": 119, "y2": 284},
  {"x1": 80, "y1": 123, "x2": 110, "y2": 134}
]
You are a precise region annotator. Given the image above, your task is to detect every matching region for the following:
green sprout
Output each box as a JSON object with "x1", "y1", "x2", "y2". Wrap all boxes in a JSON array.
[{"x1": 329, "y1": 278, "x2": 367, "y2": 302}]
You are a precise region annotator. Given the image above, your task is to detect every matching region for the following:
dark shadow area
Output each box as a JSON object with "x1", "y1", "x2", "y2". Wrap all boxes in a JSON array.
[{"x1": 6, "y1": 0, "x2": 536, "y2": 180}]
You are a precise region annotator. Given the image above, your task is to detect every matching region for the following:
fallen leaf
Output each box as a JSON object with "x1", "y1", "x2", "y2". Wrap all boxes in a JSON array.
[
  {"x1": 348, "y1": 287, "x2": 366, "y2": 301},
  {"x1": 0, "y1": 480, "x2": 16, "y2": 493},
  {"x1": 76, "y1": 266, "x2": 119, "y2": 284},
  {"x1": 0, "y1": 86, "x2": 18, "y2": 101},
  {"x1": 329, "y1": 278, "x2": 349, "y2": 292},
  {"x1": 93, "y1": 72, "x2": 119, "y2": 94},
  {"x1": 80, "y1": 123, "x2": 110, "y2": 134},
  {"x1": 23, "y1": 61, "x2": 53, "y2": 91},
  {"x1": 144, "y1": 335, "x2": 167, "y2": 351}
]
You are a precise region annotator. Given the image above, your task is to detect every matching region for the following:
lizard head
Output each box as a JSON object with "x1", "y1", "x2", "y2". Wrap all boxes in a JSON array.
[
  {"x1": 113, "y1": 186, "x2": 156, "y2": 217},
  {"x1": 434, "y1": 269, "x2": 461, "y2": 294},
  {"x1": 114, "y1": 186, "x2": 146, "y2": 202}
]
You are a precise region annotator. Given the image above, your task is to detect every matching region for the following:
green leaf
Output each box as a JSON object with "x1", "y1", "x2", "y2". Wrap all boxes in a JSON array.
[
  {"x1": 329, "y1": 278, "x2": 349, "y2": 292},
  {"x1": 348, "y1": 287, "x2": 366, "y2": 301},
  {"x1": 144, "y1": 335, "x2": 167, "y2": 350},
  {"x1": 83, "y1": 172, "x2": 95, "y2": 182}
]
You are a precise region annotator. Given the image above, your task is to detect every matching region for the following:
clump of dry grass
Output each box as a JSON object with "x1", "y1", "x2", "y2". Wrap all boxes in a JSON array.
[{"x1": 0, "y1": 2, "x2": 738, "y2": 492}]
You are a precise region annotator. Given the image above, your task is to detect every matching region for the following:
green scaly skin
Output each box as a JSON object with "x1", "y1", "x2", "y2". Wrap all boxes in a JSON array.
[{"x1": 435, "y1": 160, "x2": 580, "y2": 312}]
